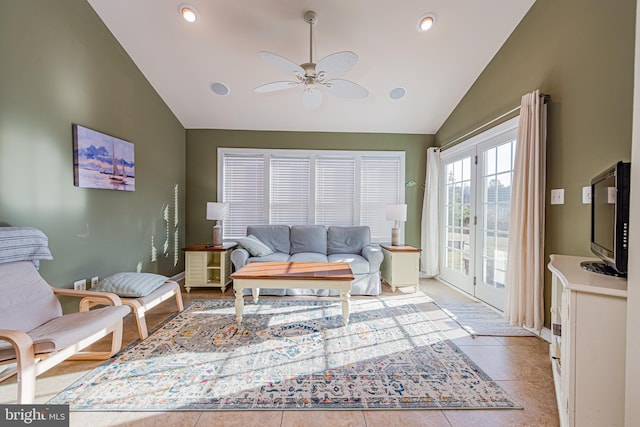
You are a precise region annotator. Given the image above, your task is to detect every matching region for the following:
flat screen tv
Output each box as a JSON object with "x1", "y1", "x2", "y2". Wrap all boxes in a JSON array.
[{"x1": 581, "y1": 161, "x2": 631, "y2": 277}]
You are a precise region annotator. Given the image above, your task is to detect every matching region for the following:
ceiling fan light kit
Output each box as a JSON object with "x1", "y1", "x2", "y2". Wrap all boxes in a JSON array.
[{"x1": 255, "y1": 10, "x2": 369, "y2": 110}]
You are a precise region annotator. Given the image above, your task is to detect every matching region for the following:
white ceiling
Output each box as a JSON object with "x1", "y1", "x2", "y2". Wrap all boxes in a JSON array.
[{"x1": 87, "y1": 0, "x2": 535, "y2": 134}]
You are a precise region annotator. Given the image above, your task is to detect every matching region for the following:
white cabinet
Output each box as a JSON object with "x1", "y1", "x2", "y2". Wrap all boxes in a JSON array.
[
  {"x1": 548, "y1": 255, "x2": 627, "y2": 427},
  {"x1": 380, "y1": 244, "x2": 421, "y2": 292},
  {"x1": 183, "y1": 242, "x2": 236, "y2": 293}
]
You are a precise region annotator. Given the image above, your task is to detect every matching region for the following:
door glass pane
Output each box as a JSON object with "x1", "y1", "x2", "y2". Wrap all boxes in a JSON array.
[
  {"x1": 480, "y1": 139, "x2": 516, "y2": 290},
  {"x1": 443, "y1": 156, "x2": 472, "y2": 277}
]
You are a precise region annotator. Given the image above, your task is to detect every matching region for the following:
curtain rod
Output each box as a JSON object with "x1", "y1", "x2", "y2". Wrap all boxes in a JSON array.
[{"x1": 440, "y1": 94, "x2": 550, "y2": 151}]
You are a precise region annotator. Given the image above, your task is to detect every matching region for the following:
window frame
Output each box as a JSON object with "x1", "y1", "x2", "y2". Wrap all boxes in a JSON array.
[{"x1": 218, "y1": 147, "x2": 406, "y2": 242}]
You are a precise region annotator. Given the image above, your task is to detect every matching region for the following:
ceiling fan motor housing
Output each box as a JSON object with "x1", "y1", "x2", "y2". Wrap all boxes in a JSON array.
[{"x1": 304, "y1": 11, "x2": 317, "y2": 26}]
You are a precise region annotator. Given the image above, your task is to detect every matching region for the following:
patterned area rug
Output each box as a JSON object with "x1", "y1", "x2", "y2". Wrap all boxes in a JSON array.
[
  {"x1": 435, "y1": 302, "x2": 536, "y2": 337},
  {"x1": 49, "y1": 298, "x2": 521, "y2": 411}
]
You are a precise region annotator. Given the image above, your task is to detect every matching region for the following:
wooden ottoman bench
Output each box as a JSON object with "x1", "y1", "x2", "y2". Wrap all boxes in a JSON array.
[{"x1": 81, "y1": 273, "x2": 184, "y2": 340}]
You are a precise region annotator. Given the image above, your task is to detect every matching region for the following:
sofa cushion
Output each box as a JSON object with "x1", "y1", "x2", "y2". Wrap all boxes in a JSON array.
[
  {"x1": 247, "y1": 252, "x2": 291, "y2": 263},
  {"x1": 328, "y1": 254, "x2": 370, "y2": 274},
  {"x1": 289, "y1": 252, "x2": 329, "y2": 263},
  {"x1": 327, "y1": 226, "x2": 371, "y2": 255},
  {"x1": 247, "y1": 225, "x2": 291, "y2": 254},
  {"x1": 290, "y1": 225, "x2": 327, "y2": 255},
  {"x1": 235, "y1": 235, "x2": 273, "y2": 257}
]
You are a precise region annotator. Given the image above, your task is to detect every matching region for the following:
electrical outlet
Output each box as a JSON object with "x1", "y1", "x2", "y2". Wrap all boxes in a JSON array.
[
  {"x1": 582, "y1": 186, "x2": 591, "y2": 204},
  {"x1": 550, "y1": 189, "x2": 564, "y2": 205},
  {"x1": 73, "y1": 279, "x2": 87, "y2": 291},
  {"x1": 90, "y1": 276, "x2": 99, "y2": 288}
]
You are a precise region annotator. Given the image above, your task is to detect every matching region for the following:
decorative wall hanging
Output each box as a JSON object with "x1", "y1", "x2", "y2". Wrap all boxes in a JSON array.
[{"x1": 73, "y1": 124, "x2": 135, "y2": 191}]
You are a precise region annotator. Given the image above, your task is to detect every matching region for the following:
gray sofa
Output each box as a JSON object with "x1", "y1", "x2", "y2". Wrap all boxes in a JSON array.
[{"x1": 230, "y1": 225, "x2": 383, "y2": 296}]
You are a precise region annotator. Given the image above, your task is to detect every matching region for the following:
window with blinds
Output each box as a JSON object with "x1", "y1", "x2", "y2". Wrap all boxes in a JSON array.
[{"x1": 218, "y1": 148, "x2": 405, "y2": 242}]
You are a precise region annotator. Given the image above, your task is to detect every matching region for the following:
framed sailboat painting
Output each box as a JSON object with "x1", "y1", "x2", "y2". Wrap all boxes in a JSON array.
[{"x1": 72, "y1": 124, "x2": 135, "y2": 191}]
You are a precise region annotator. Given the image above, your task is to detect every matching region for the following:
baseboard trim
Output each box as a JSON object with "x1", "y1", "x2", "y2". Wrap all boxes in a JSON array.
[{"x1": 540, "y1": 327, "x2": 552, "y2": 343}]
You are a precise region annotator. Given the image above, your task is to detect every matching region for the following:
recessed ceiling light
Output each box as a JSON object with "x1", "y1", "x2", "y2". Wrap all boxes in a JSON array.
[
  {"x1": 178, "y1": 3, "x2": 199, "y2": 23},
  {"x1": 417, "y1": 13, "x2": 437, "y2": 32},
  {"x1": 210, "y1": 82, "x2": 230, "y2": 96},
  {"x1": 389, "y1": 87, "x2": 406, "y2": 100}
]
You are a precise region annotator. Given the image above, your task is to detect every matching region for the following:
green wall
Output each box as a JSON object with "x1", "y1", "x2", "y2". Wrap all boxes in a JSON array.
[
  {"x1": 186, "y1": 130, "x2": 434, "y2": 247},
  {"x1": 435, "y1": 0, "x2": 635, "y2": 326},
  {"x1": 0, "y1": 0, "x2": 186, "y2": 308}
]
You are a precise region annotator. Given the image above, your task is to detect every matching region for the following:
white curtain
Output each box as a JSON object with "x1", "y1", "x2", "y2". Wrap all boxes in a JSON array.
[
  {"x1": 420, "y1": 147, "x2": 440, "y2": 276},
  {"x1": 504, "y1": 90, "x2": 547, "y2": 331}
]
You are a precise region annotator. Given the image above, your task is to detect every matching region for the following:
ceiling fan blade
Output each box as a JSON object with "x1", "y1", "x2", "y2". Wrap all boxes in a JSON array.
[
  {"x1": 316, "y1": 51, "x2": 358, "y2": 81},
  {"x1": 254, "y1": 81, "x2": 300, "y2": 93},
  {"x1": 300, "y1": 87, "x2": 323, "y2": 110},
  {"x1": 323, "y1": 79, "x2": 369, "y2": 99},
  {"x1": 258, "y1": 51, "x2": 304, "y2": 77}
]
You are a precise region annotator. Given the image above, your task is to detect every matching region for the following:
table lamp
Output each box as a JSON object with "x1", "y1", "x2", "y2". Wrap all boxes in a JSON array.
[
  {"x1": 385, "y1": 204, "x2": 407, "y2": 246},
  {"x1": 206, "y1": 202, "x2": 229, "y2": 246}
]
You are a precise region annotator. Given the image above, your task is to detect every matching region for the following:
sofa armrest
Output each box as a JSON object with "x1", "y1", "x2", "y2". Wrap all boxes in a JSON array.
[
  {"x1": 362, "y1": 245, "x2": 383, "y2": 272},
  {"x1": 230, "y1": 248, "x2": 250, "y2": 270}
]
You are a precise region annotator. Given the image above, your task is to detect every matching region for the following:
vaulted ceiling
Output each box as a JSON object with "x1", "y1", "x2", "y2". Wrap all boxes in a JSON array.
[{"x1": 88, "y1": 0, "x2": 535, "y2": 134}]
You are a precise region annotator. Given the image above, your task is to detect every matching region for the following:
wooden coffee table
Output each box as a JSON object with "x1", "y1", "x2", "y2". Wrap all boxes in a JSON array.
[{"x1": 230, "y1": 262, "x2": 354, "y2": 326}]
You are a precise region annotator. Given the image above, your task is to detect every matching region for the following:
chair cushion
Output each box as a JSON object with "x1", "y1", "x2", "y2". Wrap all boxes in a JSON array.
[
  {"x1": 133, "y1": 282, "x2": 179, "y2": 305},
  {"x1": 247, "y1": 225, "x2": 291, "y2": 254},
  {"x1": 94, "y1": 272, "x2": 169, "y2": 297},
  {"x1": 0, "y1": 261, "x2": 62, "y2": 331},
  {"x1": 328, "y1": 254, "x2": 370, "y2": 274},
  {"x1": 290, "y1": 225, "x2": 327, "y2": 255},
  {"x1": 327, "y1": 226, "x2": 371, "y2": 255},
  {"x1": 0, "y1": 305, "x2": 130, "y2": 362},
  {"x1": 235, "y1": 235, "x2": 273, "y2": 257}
]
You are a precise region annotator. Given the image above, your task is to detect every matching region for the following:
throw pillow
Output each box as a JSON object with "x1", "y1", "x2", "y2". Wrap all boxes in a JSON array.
[
  {"x1": 94, "y1": 272, "x2": 169, "y2": 298},
  {"x1": 236, "y1": 234, "x2": 273, "y2": 257}
]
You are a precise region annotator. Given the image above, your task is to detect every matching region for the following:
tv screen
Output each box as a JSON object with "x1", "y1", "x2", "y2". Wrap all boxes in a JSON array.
[
  {"x1": 592, "y1": 172, "x2": 616, "y2": 258},
  {"x1": 582, "y1": 161, "x2": 630, "y2": 277}
]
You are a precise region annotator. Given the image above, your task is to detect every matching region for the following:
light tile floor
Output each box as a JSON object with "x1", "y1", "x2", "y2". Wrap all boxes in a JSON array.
[{"x1": 0, "y1": 279, "x2": 559, "y2": 426}]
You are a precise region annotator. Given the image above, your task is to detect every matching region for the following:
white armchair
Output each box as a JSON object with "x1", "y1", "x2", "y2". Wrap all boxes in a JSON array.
[{"x1": 0, "y1": 261, "x2": 130, "y2": 403}]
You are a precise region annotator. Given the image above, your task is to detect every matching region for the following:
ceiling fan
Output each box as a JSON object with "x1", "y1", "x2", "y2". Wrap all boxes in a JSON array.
[{"x1": 254, "y1": 11, "x2": 369, "y2": 110}]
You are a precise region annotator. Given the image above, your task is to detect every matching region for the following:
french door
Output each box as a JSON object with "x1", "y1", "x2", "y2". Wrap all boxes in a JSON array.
[{"x1": 439, "y1": 119, "x2": 518, "y2": 310}]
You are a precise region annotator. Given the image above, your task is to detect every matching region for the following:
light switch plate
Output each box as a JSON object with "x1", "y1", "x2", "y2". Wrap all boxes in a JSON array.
[
  {"x1": 551, "y1": 189, "x2": 564, "y2": 205},
  {"x1": 582, "y1": 186, "x2": 591, "y2": 204}
]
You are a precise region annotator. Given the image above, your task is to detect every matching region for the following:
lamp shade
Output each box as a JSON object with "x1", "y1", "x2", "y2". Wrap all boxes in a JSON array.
[
  {"x1": 206, "y1": 202, "x2": 229, "y2": 221},
  {"x1": 385, "y1": 204, "x2": 407, "y2": 222}
]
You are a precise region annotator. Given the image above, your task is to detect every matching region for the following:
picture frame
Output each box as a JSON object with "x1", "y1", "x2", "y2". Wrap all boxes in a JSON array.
[{"x1": 72, "y1": 124, "x2": 135, "y2": 191}]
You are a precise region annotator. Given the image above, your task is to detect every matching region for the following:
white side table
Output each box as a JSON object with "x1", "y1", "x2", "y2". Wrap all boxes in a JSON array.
[
  {"x1": 380, "y1": 244, "x2": 421, "y2": 292},
  {"x1": 182, "y1": 242, "x2": 237, "y2": 293}
]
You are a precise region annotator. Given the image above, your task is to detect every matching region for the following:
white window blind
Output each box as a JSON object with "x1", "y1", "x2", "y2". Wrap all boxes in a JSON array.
[
  {"x1": 316, "y1": 157, "x2": 355, "y2": 225},
  {"x1": 219, "y1": 148, "x2": 405, "y2": 241},
  {"x1": 222, "y1": 154, "x2": 265, "y2": 237},
  {"x1": 361, "y1": 156, "x2": 402, "y2": 241},
  {"x1": 270, "y1": 156, "x2": 311, "y2": 225}
]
